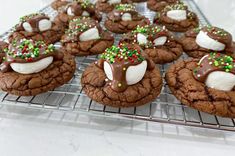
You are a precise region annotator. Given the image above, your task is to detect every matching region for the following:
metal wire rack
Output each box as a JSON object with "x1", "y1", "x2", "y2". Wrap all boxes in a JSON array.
[{"x1": 1, "y1": 0, "x2": 235, "y2": 132}]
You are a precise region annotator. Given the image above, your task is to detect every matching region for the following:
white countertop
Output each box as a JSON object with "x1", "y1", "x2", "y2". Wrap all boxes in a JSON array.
[{"x1": 0, "y1": 0, "x2": 235, "y2": 156}]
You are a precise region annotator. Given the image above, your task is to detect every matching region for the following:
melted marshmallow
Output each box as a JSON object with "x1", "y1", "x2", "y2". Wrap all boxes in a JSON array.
[
  {"x1": 126, "y1": 60, "x2": 147, "y2": 85},
  {"x1": 104, "y1": 60, "x2": 147, "y2": 85},
  {"x1": 196, "y1": 30, "x2": 225, "y2": 51},
  {"x1": 167, "y1": 10, "x2": 187, "y2": 21},
  {"x1": 121, "y1": 13, "x2": 132, "y2": 21},
  {"x1": 104, "y1": 61, "x2": 113, "y2": 80},
  {"x1": 82, "y1": 11, "x2": 90, "y2": 16},
  {"x1": 153, "y1": 36, "x2": 167, "y2": 46},
  {"x1": 67, "y1": 7, "x2": 75, "y2": 16},
  {"x1": 137, "y1": 33, "x2": 147, "y2": 45},
  {"x1": 39, "y1": 19, "x2": 52, "y2": 32},
  {"x1": 79, "y1": 27, "x2": 100, "y2": 41},
  {"x1": 23, "y1": 22, "x2": 33, "y2": 32},
  {"x1": 206, "y1": 71, "x2": 235, "y2": 91},
  {"x1": 10, "y1": 57, "x2": 53, "y2": 74},
  {"x1": 108, "y1": 0, "x2": 121, "y2": 4}
]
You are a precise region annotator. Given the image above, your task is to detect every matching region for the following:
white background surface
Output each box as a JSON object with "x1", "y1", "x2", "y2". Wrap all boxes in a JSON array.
[{"x1": 0, "y1": 0, "x2": 235, "y2": 156}]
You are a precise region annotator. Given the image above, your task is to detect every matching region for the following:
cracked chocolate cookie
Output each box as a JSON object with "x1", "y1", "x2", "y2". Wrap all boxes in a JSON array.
[
  {"x1": 179, "y1": 25, "x2": 235, "y2": 58},
  {"x1": 95, "y1": 0, "x2": 131, "y2": 13},
  {"x1": 0, "y1": 41, "x2": 8, "y2": 63},
  {"x1": 0, "y1": 39, "x2": 76, "y2": 96},
  {"x1": 147, "y1": 0, "x2": 180, "y2": 12},
  {"x1": 8, "y1": 13, "x2": 64, "y2": 45},
  {"x1": 121, "y1": 25, "x2": 183, "y2": 64},
  {"x1": 54, "y1": 0, "x2": 102, "y2": 29},
  {"x1": 154, "y1": 3, "x2": 199, "y2": 32},
  {"x1": 61, "y1": 17, "x2": 114, "y2": 56},
  {"x1": 104, "y1": 4, "x2": 150, "y2": 34},
  {"x1": 51, "y1": 0, "x2": 72, "y2": 10},
  {"x1": 166, "y1": 53, "x2": 235, "y2": 118},
  {"x1": 81, "y1": 44, "x2": 162, "y2": 107}
]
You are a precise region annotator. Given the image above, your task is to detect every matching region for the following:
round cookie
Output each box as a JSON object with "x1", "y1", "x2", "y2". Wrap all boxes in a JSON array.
[
  {"x1": 51, "y1": 0, "x2": 72, "y2": 10},
  {"x1": 166, "y1": 53, "x2": 235, "y2": 118},
  {"x1": 81, "y1": 44, "x2": 162, "y2": 107},
  {"x1": 121, "y1": 25, "x2": 183, "y2": 64},
  {"x1": 61, "y1": 17, "x2": 114, "y2": 56},
  {"x1": 154, "y1": 3, "x2": 199, "y2": 32},
  {"x1": 0, "y1": 41, "x2": 8, "y2": 63},
  {"x1": 8, "y1": 13, "x2": 65, "y2": 45},
  {"x1": 54, "y1": 0, "x2": 102, "y2": 29},
  {"x1": 95, "y1": 0, "x2": 131, "y2": 13},
  {"x1": 0, "y1": 39, "x2": 76, "y2": 96},
  {"x1": 147, "y1": 0, "x2": 180, "y2": 12},
  {"x1": 104, "y1": 4, "x2": 150, "y2": 34},
  {"x1": 179, "y1": 25, "x2": 235, "y2": 58}
]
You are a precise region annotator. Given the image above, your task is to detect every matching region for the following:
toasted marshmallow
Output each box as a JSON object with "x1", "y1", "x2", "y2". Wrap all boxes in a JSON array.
[
  {"x1": 121, "y1": 13, "x2": 132, "y2": 21},
  {"x1": 167, "y1": 10, "x2": 187, "y2": 21},
  {"x1": 79, "y1": 27, "x2": 100, "y2": 41},
  {"x1": 108, "y1": 0, "x2": 121, "y2": 4},
  {"x1": 10, "y1": 57, "x2": 53, "y2": 74},
  {"x1": 67, "y1": 7, "x2": 75, "y2": 16},
  {"x1": 137, "y1": 33, "x2": 148, "y2": 45},
  {"x1": 39, "y1": 19, "x2": 52, "y2": 32},
  {"x1": 126, "y1": 60, "x2": 147, "y2": 85},
  {"x1": 23, "y1": 22, "x2": 33, "y2": 33},
  {"x1": 206, "y1": 71, "x2": 235, "y2": 91},
  {"x1": 153, "y1": 36, "x2": 167, "y2": 46},
  {"x1": 82, "y1": 11, "x2": 90, "y2": 17},
  {"x1": 196, "y1": 30, "x2": 225, "y2": 51},
  {"x1": 104, "y1": 61, "x2": 113, "y2": 80}
]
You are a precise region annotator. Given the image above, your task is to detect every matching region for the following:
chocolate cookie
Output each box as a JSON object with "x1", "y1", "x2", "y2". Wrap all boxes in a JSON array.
[
  {"x1": 166, "y1": 53, "x2": 235, "y2": 118},
  {"x1": 0, "y1": 39, "x2": 76, "y2": 96},
  {"x1": 104, "y1": 4, "x2": 150, "y2": 34},
  {"x1": 179, "y1": 26, "x2": 235, "y2": 58},
  {"x1": 0, "y1": 41, "x2": 8, "y2": 63},
  {"x1": 147, "y1": 0, "x2": 180, "y2": 12},
  {"x1": 154, "y1": 3, "x2": 199, "y2": 32},
  {"x1": 121, "y1": 25, "x2": 183, "y2": 64},
  {"x1": 95, "y1": 0, "x2": 131, "y2": 13},
  {"x1": 81, "y1": 44, "x2": 162, "y2": 107},
  {"x1": 51, "y1": 0, "x2": 71, "y2": 10},
  {"x1": 54, "y1": 0, "x2": 102, "y2": 29},
  {"x1": 8, "y1": 13, "x2": 64, "y2": 45},
  {"x1": 61, "y1": 17, "x2": 114, "y2": 56}
]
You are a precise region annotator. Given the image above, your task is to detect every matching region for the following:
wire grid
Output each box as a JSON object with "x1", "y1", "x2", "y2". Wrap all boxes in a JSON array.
[{"x1": 1, "y1": 0, "x2": 235, "y2": 132}]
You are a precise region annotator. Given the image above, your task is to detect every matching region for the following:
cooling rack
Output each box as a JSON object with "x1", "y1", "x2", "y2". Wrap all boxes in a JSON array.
[{"x1": 0, "y1": 0, "x2": 235, "y2": 132}]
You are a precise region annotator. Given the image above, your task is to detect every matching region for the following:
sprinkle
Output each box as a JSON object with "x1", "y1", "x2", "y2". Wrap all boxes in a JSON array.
[{"x1": 118, "y1": 83, "x2": 122, "y2": 87}]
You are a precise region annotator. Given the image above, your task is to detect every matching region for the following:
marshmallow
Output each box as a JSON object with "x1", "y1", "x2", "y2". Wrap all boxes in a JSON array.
[
  {"x1": 196, "y1": 30, "x2": 225, "y2": 51},
  {"x1": 79, "y1": 27, "x2": 100, "y2": 41},
  {"x1": 108, "y1": 0, "x2": 121, "y2": 5},
  {"x1": 104, "y1": 61, "x2": 113, "y2": 80},
  {"x1": 39, "y1": 19, "x2": 52, "y2": 32},
  {"x1": 153, "y1": 36, "x2": 167, "y2": 46},
  {"x1": 126, "y1": 60, "x2": 147, "y2": 85},
  {"x1": 104, "y1": 60, "x2": 147, "y2": 85},
  {"x1": 121, "y1": 13, "x2": 132, "y2": 21},
  {"x1": 206, "y1": 71, "x2": 235, "y2": 91},
  {"x1": 23, "y1": 22, "x2": 33, "y2": 33},
  {"x1": 10, "y1": 57, "x2": 53, "y2": 74},
  {"x1": 137, "y1": 33, "x2": 148, "y2": 45},
  {"x1": 82, "y1": 11, "x2": 90, "y2": 17},
  {"x1": 67, "y1": 7, "x2": 75, "y2": 16},
  {"x1": 167, "y1": 10, "x2": 187, "y2": 21}
]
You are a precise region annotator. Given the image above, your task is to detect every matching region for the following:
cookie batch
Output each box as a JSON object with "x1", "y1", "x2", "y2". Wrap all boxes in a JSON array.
[{"x1": 0, "y1": 0, "x2": 234, "y2": 118}]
